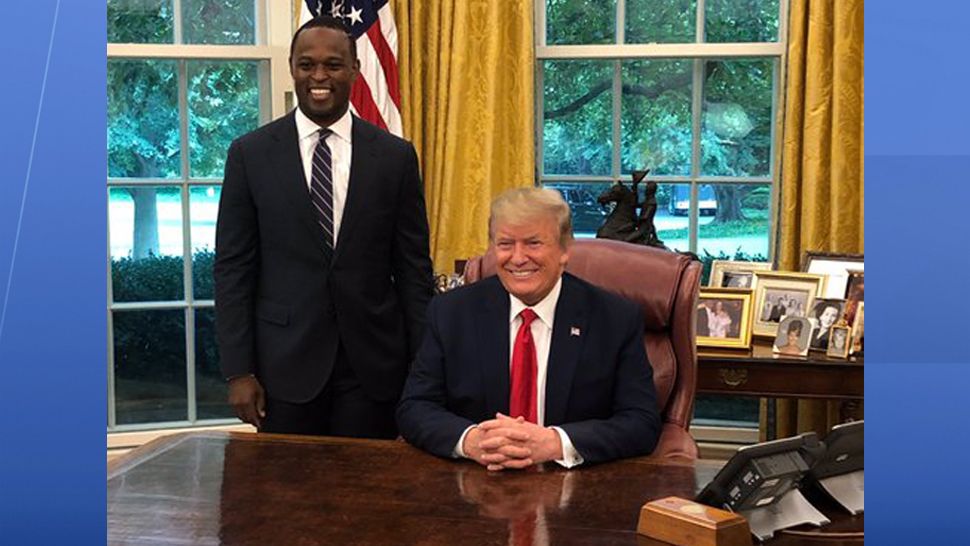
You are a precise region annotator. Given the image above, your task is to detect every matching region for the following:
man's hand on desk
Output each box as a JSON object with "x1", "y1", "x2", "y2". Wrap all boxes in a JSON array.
[
  {"x1": 228, "y1": 375, "x2": 266, "y2": 429},
  {"x1": 463, "y1": 413, "x2": 563, "y2": 471}
]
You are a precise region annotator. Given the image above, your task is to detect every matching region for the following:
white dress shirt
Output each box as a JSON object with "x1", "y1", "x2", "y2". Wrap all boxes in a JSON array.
[
  {"x1": 454, "y1": 277, "x2": 584, "y2": 468},
  {"x1": 294, "y1": 106, "x2": 353, "y2": 247}
]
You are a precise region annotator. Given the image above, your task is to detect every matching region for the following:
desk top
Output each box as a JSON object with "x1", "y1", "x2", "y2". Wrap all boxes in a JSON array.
[{"x1": 108, "y1": 432, "x2": 861, "y2": 545}]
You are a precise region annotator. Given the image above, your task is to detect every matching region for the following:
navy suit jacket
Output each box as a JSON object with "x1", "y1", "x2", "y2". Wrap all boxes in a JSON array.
[
  {"x1": 214, "y1": 112, "x2": 434, "y2": 404},
  {"x1": 396, "y1": 273, "x2": 661, "y2": 465}
]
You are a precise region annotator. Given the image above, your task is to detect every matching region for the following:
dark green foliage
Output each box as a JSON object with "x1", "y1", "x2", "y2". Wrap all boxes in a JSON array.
[
  {"x1": 107, "y1": 0, "x2": 173, "y2": 44},
  {"x1": 181, "y1": 0, "x2": 256, "y2": 45},
  {"x1": 111, "y1": 252, "x2": 221, "y2": 418},
  {"x1": 113, "y1": 309, "x2": 185, "y2": 382},
  {"x1": 112, "y1": 253, "x2": 185, "y2": 302},
  {"x1": 542, "y1": 0, "x2": 780, "y2": 228},
  {"x1": 546, "y1": 0, "x2": 616, "y2": 44}
]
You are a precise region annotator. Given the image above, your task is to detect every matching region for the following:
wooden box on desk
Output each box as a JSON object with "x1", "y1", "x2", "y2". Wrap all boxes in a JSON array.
[{"x1": 637, "y1": 496, "x2": 751, "y2": 546}]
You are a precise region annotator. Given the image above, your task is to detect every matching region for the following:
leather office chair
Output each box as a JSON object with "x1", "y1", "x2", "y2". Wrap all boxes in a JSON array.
[{"x1": 462, "y1": 238, "x2": 701, "y2": 460}]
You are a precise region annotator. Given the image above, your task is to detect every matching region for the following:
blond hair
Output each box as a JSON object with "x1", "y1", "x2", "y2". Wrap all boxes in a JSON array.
[{"x1": 488, "y1": 187, "x2": 573, "y2": 248}]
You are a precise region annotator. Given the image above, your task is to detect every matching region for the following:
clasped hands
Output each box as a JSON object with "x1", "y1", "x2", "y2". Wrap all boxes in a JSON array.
[{"x1": 463, "y1": 413, "x2": 563, "y2": 471}]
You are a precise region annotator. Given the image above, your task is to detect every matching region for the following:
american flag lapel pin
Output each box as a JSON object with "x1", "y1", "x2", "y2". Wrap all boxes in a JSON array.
[{"x1": 570, "y1": 326, "x2": 581, "y2": 337}]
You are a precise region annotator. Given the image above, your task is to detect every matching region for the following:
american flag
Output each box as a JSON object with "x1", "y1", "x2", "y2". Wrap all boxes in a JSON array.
[{"x1": 299, "y1": 0, "x2": 403, "y2": 136}]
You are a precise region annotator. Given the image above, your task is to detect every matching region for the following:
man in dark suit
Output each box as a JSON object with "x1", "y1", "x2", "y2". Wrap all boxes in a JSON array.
[
  {"x1": 214, "y1": 16, "x2": 433, "y2": 438},
  {"x1": 397, "y1": 188, "x2": 661, "y2": 469}
]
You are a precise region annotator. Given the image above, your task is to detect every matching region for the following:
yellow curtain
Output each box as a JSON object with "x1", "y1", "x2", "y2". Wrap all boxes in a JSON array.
[
  {"x1": 774, "y1": 0, "x2": 864, "y2": 437},
  {"x1": 393, "y1": 0, "x2": 535, "y2": 273}
]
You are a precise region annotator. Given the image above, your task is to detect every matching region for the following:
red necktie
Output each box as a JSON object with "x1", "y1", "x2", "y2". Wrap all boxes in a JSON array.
[{"x1": 510, "y1": 308, "x2": 538, "y2": 423}]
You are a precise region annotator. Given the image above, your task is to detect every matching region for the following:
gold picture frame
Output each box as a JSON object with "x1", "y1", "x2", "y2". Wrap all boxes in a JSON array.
[
  {"x1": 751, "y1": 271, "x2": 826, "y2": 338},
  {"x1": 850, "y1": 301, "x2": 865, "y2": 355},
  {"x1": 696, "y1": 288, "x2": 754, "y2": 349},
  {"x1": 708, "y1": 260, "x2": 772, "y2": 289},
  {"x1": 826, "y1": 325, "x2": 852, "y2": 359}
]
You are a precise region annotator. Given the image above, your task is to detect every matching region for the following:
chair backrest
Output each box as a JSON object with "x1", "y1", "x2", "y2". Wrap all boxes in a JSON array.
[{"x1": 462, "y1": 238, "x2": 701, "y2": 432}]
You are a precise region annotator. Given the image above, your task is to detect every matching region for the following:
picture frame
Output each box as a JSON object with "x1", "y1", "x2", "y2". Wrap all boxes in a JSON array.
[
  {"x1": 850, "y1": 301, "x2": 865, "y2": 355},
  {"x1": 772, "y1": 316, "x2": 813, "y2": 357},
  {"x1": 709, "y1": 260, "x2": 772, "y2": 289},
  {"x1": 808, "y1": 298, "x2": 846, "y2": 351},
  {"x1": 843, "y1": 270, "x2": 865, "y2": 326},
  {"x1": 826, "y1": 325, "x2": 852, "y2": 359},
  {"x1": 803, "y1": 251, "x2": 864, "y2": 299},
  {"x1": 696, "y1": 288, "x2": 754, "y2": 349},
  {"x1": 751, "y1": 271, "x2": 826, "y2": 338}
]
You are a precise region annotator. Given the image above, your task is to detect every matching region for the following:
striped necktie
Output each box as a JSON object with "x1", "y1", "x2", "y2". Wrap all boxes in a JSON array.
[{"x1": 310, "y1": 128, "x2": 334, "y2": 248}]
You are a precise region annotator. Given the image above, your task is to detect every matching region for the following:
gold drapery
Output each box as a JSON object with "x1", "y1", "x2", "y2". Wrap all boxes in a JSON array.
[
  {"x1": 775, "y1": 0, "x2": 864, "y2": 438},
  {"x1": 393, "y1": 0, "x2": 535, "y2": 272}
]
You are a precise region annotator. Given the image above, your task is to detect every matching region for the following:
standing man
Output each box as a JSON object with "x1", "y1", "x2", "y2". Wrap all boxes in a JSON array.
[
  {"x1": 397, "y1": 188, "x2": 660, "y2": 469},
  {"x1": 214, "y1": 16, "x2": 433, "y2": 438}
]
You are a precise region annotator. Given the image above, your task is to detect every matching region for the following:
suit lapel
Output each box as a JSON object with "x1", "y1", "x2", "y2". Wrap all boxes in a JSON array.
[
  {"x1": 334, "y1": 116, "x2": 377, "y2": 261},
  {"x1": 268, "y1": 112, "x2": 333, "y2": 261},
  {"x1": 545, "y1": 274, "x2": 588, "y2": 426},
  {"x1": 477, "y1": 278, "x2": 511, "y2": 417}
]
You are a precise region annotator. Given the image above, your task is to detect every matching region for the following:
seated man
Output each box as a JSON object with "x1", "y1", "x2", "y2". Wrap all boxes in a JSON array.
[{"x1": 397, "y1": 187, "x2": 661, "y2": 470}]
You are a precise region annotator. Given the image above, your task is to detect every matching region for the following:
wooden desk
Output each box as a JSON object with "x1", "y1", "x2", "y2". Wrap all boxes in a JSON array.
[
  {"x1": 697, "y1": 343, "x2": 863, "y2": 400},
  {"x1": 108, "y1": 432, "x2": 862, "y2": 545}
]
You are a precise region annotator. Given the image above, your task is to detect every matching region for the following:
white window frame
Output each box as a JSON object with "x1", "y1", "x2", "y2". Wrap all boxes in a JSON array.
[
  {"x1": 106, "y1": 0, "x2": 293, "y2": 432},
  {"x1": 534, "y1": 0, "x2": 788, "y2": 256},
  {"x1": 535, "y1": 0, "x2": 790, "y2": 443}
]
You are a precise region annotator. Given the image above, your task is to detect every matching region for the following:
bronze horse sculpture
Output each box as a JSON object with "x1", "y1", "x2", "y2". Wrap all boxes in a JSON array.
[{"x1": 595, "y1": 170, "x2": 665, "y2": 248}]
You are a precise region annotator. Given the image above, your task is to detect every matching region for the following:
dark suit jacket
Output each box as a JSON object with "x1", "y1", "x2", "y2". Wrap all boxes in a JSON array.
[
  {"x1": 214, "y1": 112, "x2": 434, "y2": 404},
  {"x1": 396, "y1": 273, "x2": 661, "y2": 465}
]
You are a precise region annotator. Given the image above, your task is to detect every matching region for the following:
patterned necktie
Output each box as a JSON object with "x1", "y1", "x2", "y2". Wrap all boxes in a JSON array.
[
  {"x1": 510, "y1": 308, "x2": 539, "y2": 423},
  {"x1": 310, "y1": 128, "x2": 334, "y2": 248}
]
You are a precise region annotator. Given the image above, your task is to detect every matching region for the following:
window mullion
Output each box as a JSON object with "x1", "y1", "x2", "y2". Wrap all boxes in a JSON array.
[
  {"x1": 689, "y1": 58, "x2": 704, "y2": 253},
  {"x1": 172, "y1": 0, "x2": 183, "y2": 44},
  {"x1": 612, "y1": 60, "x2": 622, "y2": 180}
]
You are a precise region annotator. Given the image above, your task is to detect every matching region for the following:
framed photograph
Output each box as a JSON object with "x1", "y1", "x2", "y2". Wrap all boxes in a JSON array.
[
  {"x1": 772, "y1": 316, "x2": 813, "y2": 357},
  {"x1": 751, "y1": 271, "x2": 826, "y2": 337},
  {"x1": 696, "y1": 288, "x2": 754, "y2": 349},
  {"x1": 709, "y1": 260, "x2": 772, "y2": 288},
  {"x1": 808, "y1": 298, "x2": 846, "y2": 351},
  {"x1": 803, "y1": 251, "x2": 864, "y2": 299},
  {"x1": 826, "y1": 325, "x2": 852, "y2": 359},
  {"x1": 850, "y1": 301, "x2": 865, "y2": 355},
  {"x1": 843, "y1": 270, "x2": 865, "y2": 326}
]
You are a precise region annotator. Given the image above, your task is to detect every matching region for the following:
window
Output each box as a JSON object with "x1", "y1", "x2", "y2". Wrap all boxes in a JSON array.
[
  {"x1": 107, "y1": 0, "x2": 290, "y2": 430},
  {"x1": 537, "y1": 0, "x2": 788, "y2": 431}
]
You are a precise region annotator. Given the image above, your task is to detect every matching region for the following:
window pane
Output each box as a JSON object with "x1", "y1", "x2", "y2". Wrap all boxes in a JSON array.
[
  {"x1": 195, "y1": 308, "x2": 232, "y2": 419},
  {"x1": 543, "y1": 60, "x2": 613, "y2": 176},
  {"x1": 190, "y1": 186, "x2": 220, "y2": 300},
  {"x1": 544, "y1": 182, "x2": 611, "y2": 237},
  {"x1": 705, "y1": 0, "x2": 779, "y2": 43},
  {"x1": 701, "y1": 58, "x2": 773, "y2": 177},
  {"x1": 652, "y1": 183, "x2": 692, "y2": 253},
  {"x1": 546, "y1": 0, "x2": 616, "y2": 45},
  {"x1": 621, "y1": 60, "x2": 692, "y2": 176},
  {"x1": 110, "y1": 186, "x2": 185, "y2": 302},
  {"x1": 108, "y1": 0, "x2": 174, "y2": 44},
  {"x1": 108, "y1": 59, "x2": 181, "y2": 178},
  {"x1": 696, "y1": 183, "x2": 770, "y2": 259},
  {"x1": 625, "y1": 0, "x2": 696, "y2": 44},
  {"x1": 188, "y1": 60, "x2": 262, "y2": 178},
  {"x1": 114, "y1": 309, "x2": 187, "y2": 424},
  {"x1": 693, "y1": 395, "x2": 759, "y2": 427},
  {"x1": 182, "y1": 0, "x2": 256, "y2": 44}
]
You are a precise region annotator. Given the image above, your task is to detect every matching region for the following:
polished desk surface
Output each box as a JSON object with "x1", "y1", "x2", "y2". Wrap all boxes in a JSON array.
[
  {"x1": 698, "y1": 342, "x2": 864, "y2": 400},
  {"x1": 108, "y1": 432, "x2": 862, "y2": 545}
]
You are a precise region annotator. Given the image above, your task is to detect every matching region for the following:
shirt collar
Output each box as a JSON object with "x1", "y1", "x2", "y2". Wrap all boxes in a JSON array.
[
  {"x1": 509, "y1": 276, "x2": 563, "y2": 329},
  {"x1": 294, "y1": 106, "x2": 353, "y2": 145}
]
